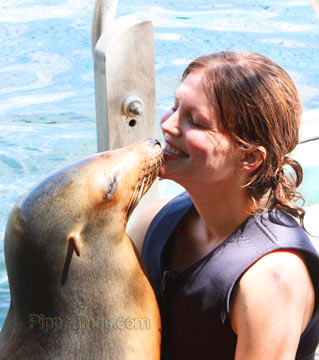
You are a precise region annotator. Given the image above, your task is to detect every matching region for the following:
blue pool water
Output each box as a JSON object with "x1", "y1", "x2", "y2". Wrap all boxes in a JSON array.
[{"x1": 0, "y1": 0, "x2": 318, "y2": 328}]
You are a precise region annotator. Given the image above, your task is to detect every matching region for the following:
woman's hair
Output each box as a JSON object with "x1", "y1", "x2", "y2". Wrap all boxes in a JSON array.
[{"x1": 182, "y1": 51, "x2": 305, "y2": 227}]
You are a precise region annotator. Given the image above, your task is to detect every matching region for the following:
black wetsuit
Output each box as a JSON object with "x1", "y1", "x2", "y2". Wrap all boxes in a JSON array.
[{"x1": 142, "y1": 192, "x2": 319, "y2": 360}]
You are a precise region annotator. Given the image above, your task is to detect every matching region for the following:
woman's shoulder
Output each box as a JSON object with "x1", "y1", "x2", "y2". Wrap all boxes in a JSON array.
[
  {"x1": 127, "y1": 195, "x2": 176, "y2": 256},
  {"x1": 230, "y1": 249, "x2": 316, "y2": 358},
  {"x1": 232, "y1": 249, "x2": 315, "y2": 306}
]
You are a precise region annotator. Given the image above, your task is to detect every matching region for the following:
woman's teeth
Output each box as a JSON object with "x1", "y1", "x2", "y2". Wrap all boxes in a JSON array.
[{"x1": 164, "y1": 143, "x2": 188, "y2": 157}]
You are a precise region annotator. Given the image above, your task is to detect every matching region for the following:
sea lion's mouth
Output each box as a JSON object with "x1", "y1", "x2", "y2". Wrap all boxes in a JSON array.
[{"x1": 126, "y1": 145, "x2": 164, "y2": 219}]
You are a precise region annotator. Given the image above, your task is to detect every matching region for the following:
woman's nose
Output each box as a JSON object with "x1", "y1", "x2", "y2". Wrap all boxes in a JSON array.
[{"x1": 160, "y1": 109, "x2": 182, "y2": 137}]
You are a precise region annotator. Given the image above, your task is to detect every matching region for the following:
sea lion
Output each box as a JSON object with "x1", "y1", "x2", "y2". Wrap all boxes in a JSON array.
[{"x1": 0, "y1": 138, "x2": 162, "y2": 360}]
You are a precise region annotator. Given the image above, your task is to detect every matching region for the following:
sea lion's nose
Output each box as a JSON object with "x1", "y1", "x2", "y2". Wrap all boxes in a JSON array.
[{"x1": 148, "y1": 138, "x2": 161, "y2": 147}]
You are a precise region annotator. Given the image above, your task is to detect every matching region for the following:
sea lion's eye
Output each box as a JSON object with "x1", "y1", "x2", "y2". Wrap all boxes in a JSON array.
[{"x1": 104, "y1": 175, "x2": 118, "y2": 200}]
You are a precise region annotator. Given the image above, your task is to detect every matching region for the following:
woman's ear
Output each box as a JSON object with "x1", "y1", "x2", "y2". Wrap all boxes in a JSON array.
[{"x1": 237, "y1": 146, "x2": 266, "y2": 173}]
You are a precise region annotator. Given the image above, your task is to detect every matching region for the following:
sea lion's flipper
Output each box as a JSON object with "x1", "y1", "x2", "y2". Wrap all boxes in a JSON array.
[
  {"x1": 61, "y1": 234, "x2": 81, "y2": 285},
  {"x1": 68, "y1": 232, "x2": 82, "y2": 257}
]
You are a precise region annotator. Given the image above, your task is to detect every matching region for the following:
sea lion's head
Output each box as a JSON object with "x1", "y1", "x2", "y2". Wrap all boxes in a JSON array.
[{"x1": 4, "y1": 138, "x2": 163, "y2": 314}]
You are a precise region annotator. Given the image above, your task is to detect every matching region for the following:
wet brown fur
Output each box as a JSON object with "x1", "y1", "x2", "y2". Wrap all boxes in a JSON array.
[{"x1": 0, "y1": 139, "x2": 162, "y2": 360}]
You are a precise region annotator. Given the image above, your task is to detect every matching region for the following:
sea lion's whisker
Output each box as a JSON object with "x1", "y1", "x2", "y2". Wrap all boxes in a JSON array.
[
  {"x1": 144, "y1": 174, "x2": 152, "y2": 191},
  {"x1": 138, "y1": 175, "x2": 147, "y2": 202},
  {"x1": 142, "y1": 169, "x2": 152, "y2": 193},
  {"x1": 127, "y1": 165, "x2": 146, "y2": 218},
  {"x1": 126, "y1": 152, "x2": 163, "y2": 219}
]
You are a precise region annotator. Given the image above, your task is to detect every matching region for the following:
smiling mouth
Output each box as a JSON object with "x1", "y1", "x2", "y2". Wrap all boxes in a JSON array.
[{"x1": 163, "y1": 143, "x2": 189, "y2": 158}]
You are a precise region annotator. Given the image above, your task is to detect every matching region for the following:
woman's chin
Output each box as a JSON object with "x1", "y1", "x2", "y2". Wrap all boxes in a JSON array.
[
  {"x1": 158, "y1": 166, "x2": 183, "y2": 184},
  {"x1": 158, "y1": 163, "x2": 176, "y2": 180},
  {"x1": 158, "y1": 165, "x2": 168, "y2": 179}
]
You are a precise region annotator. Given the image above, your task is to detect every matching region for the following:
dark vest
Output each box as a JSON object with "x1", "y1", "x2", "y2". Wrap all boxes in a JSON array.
[{"x1": 142, "y1": 192, "x2": 319, "y2": 360}]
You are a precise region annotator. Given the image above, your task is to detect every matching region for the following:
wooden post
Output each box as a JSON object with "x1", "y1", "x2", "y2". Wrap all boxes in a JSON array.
[{"x1": 92, "y1": 3, "x2": 158, "y2": 226}]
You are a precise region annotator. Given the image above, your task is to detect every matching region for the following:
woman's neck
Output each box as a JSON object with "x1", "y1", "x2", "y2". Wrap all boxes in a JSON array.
[{"x1": 183, "y1": 179, "x2": 254, "y2": 246}]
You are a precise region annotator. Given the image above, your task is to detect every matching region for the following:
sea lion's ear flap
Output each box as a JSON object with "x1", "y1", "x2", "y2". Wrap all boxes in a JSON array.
[{"x1": 67, "y1": 233, "x2": 82, "y2": 257}]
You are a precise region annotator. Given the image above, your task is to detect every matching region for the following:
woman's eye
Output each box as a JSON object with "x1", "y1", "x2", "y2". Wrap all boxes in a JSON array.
[
  {"x1": 171, "y1": 106, "x2": 177, "y2": 112},
  {"x1": 189, "y1": 117, "x2": 202, "y2": 128}
]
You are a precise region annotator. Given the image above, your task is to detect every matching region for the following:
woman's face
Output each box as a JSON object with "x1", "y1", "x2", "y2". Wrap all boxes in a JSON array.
[{"x1": 159, "y1": 70, "x2": 241, "y2": 188}]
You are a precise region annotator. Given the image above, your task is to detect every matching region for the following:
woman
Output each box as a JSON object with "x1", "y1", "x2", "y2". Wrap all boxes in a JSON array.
[{"x1": 129, "y1": 51, "x2": 319, "y2": 359}]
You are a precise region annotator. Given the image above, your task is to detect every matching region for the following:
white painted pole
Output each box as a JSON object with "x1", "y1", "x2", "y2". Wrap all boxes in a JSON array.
[
  {"x1": 92, "y1": 0, "x2": 119, "y2": 53},
  {"x1": 92, "y1": 3, "x2": 158, "y2": 225},
  {"x1": 93, "y1": 15, "x2": 157, "y2": 152}
]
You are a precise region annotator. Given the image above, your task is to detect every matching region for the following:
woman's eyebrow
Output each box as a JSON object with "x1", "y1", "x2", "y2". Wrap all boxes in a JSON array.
[{"x1": 173, "y1": 91, "x2": 206, "y2": 118}]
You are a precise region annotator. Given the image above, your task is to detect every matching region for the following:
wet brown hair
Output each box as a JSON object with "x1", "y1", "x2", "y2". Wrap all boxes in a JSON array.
[{"x1": 182, "y1": 51, "x2": 305, "y2": 227}]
